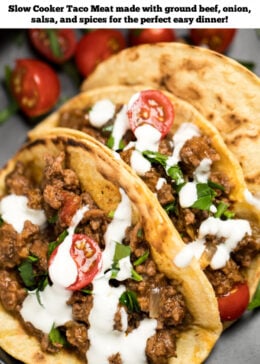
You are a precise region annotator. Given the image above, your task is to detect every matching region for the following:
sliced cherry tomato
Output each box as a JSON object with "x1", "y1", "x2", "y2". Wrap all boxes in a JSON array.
[
  {"x1": 129, "y1": 29, "x2": 176, "y2": 46},
  {"x1": 127, "y1": 90, "x2": 174, "y2": 138},
  {"x1": 58, "y1": 192, "x2": 81, "y2": 227},
  {"x1": 28, "y1": 29, "x2": 77, "y2": 64},
  {"x1": 190, "y1": 29, "x2": 237, "y2": 53},
  {"x1": 10, "y1": 59, "x2": 60, "y2": 118},
  {"x1": 217, "y1": 282, "x2": 250, "y2": 321},
  {"x1": 75, "y1": 29, "x2": 126, "y2": 77},
  {"x1": 49, "y1": 234, "x2": 102, "y2": 291}
]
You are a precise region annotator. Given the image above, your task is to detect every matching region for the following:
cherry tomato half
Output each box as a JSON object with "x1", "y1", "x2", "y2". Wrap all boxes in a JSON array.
[
  {"x1": 75, "y1": 29, "x2": 126, "y2": 77},
  {"x1": 49, "y1": 234, "x2": 102, "y2": 291},
  {"x1": 190, "y1": 29, "x2": 237, "y2": 53},
  {"x1": 217, "y1": 282, "x2": 250, "y2": 321},
  {"x1": 10, "y1": 59, "x2": 60, "y2": 118},
  {"x1": 127, "y1": 90, "x2": 174, "y2": 138},
  {"x1": 129, "y1": 29, "x2": 176, "y2": 46},
  {"x1": 28, "y1": 29, "x2": 77, "y2": 64}
]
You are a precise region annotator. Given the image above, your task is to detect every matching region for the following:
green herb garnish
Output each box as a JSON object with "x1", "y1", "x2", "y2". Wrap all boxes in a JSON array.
[
  {"x1": 191, "y1": 183, "x2": 217, "y2": 211},
  {"x1": 133, "y1": 251, "x2": 149, "y2": 267},
  {"x1": 119, "y1": 290, "x2": 140, "y2": 313},
  {"x1": 248, "y1": 281, "x2": 260, "y2": 310},
  {"x1": 215, "y1": 202, "x2": 235, "y2": 219},
  {"x1": 18, "y1": 259, "x2": 36, "y2": 289},
  {"x1": 49, "y1": 324, "x2": 67, "y2": 346},
  {"x1": 46, "y1": 30, "x2": 62, "y2": 58},
  {"x1": 48, "y1": 230, "x2": 68, "y2": 258},
  {"x1": 142, "y1": 150, "x2": 183, "y2": 185},
  {"x1": 164, "y1": 202, "x2": 176, "y2": 214}
]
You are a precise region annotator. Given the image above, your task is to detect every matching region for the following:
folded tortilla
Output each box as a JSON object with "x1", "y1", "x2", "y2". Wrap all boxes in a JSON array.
[
  {"x1": 29, "y1": 85, "x2": 260, "y2": 321},
  {"x1": 81, "y1": 43, "x2": 260, "y2": 197},
  {"x1": 0, "y1": 129, "x2": 221, "y2": 363}
]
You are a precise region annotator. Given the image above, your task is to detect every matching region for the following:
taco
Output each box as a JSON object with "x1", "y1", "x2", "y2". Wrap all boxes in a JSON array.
[
  {"x1": 81, "y1": 42, "x2": 260, "y2": 197},
  {"x1": 29, "y1": 85, "x2": 260, "y2": 326},
  {"x1": 0, "y1": 128, "x2": 221, "y2": 363}
]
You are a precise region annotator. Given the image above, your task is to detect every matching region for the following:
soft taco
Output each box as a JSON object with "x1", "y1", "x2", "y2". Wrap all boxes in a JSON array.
[
  {"x1": 81, "y1": 42, "x2": 260, "y2": 197},
  {"x1": 29, "y1": 85, "x2": 260, "y2": 327},
  {"x1": 0, "y1": 128, "x2": 221, "y2": 363}
]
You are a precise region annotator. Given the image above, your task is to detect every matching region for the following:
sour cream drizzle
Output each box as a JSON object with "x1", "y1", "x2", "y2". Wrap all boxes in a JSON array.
[
  {"x1": 0, "y1": 194, "x2": 47, "y2": 233},
  {"x1": 87, "y1": 188, "x2": 157, "y2": 363},
  {"x1": 20, "y1": 205, "x2": 89, "y2": 333},
  {"x1": 174, "y1": 217, "x2": 252, "y2": 270},
  {"x1": 89, "y1": 99, "x2": 116, "y2": 128}
]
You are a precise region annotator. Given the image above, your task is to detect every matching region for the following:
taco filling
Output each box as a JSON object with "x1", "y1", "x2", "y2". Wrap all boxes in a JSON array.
[
  {"x1": 56, "y1": 89, "x2": 260, "y2": 322},
  {"x1": 0, "y1": 151, "x2": 194, "y2": 364}
]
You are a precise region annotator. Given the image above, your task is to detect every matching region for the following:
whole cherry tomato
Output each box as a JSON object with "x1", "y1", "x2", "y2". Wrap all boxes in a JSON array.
[
  {"x1": 10, "y1": 59, "x2": 60, "y2": 118},
  {"x1": 49, "y1": 234, "x2": 102, "y2": 291},
  {"x1": 129, "y1": 29, "x2": 176, "y2": 46},
  {"x1": 28, "y1": 29, "x2": 77, "y2": 64},
  {"x1": 190, "y1": 29, "x2": 237, "y2": 53},
  {"x1": 75, "y1": 29, "x2": 126, "y2": 77},
  {"x1": 127, "y1": 90, "x2": 174, "y2": 138},
  {"x1": 217, "y1": 282, "x2": 250, "y2": 321}
]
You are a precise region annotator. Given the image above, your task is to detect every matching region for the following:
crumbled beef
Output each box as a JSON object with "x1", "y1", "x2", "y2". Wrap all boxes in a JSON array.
[
  {"x1": 146, "y1": 329, "x2": 177, "y2": 364},
  {"x1": 0, "y1": 270, "x2": 27, "y2": 311},
  {"x1": 210, "y1": 171, "x2": 232, "y2": 195},
  {"x1": 59, "y1": 109, "x2": 88, "y2": 131},
  {"x1": 109, "y1": 353, "x2": 122, "y2": 364},
  {"x1": 65, "y1": 321, "x2": 89, "y2": 356},
  {"x1": 233, "y1": 235, "x2": 260, "y2": 268},
  {"x1": 205, "y1": 260, "x2": 244, "y2": 296},
  {"x1": 179, "y1": 136, "x2": 220, "y2": 175},
  {"x1": 157, "y1": 183, "x2": 175, "y2": 206},
  {"x1": 68, "y1": 291, "x2": 93, "y2": 325},
  {"x1": 5, "y1": 161, "x2": 32, "y2": 195}
]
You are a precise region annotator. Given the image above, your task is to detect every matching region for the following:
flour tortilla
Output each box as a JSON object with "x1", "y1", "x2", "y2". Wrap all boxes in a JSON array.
[
  {"x1": 81, "y1": 43, "x2": 260, "y2": 197},
  {"x1": 0, "y1": 128, "x2": 221, "y2": 363},
  {"x1": 29, "y1": 84, "x2": 260, "y2": 309}
]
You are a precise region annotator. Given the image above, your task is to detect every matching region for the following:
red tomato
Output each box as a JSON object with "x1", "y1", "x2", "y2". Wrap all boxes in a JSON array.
[
  {"x1": 190, "y1": 29, "x2": 237, "y2": 53},
  {"x1": 127, "y1": 90, "x2": 174, "y2": 138},
  {"x1": 129, "y1": 29, "x2": 176, "y2": 46},
  {"x1": 58, "y1": 191, "x2": 81, "y2": 227},
  {"x1": 75, "y1": 29, "x2": 126, "y2": 77},
  {"x1": 50, "y1": 234, "x2": 102, "y2": 291},
  {"x1": 217, "y1": 282, "x2": 250, "y2": 321},
  {"x1": 10, "y1": 59, "x2": 60, "y2": 118},
  {"x1": 28, "y1": 29, "x2": 77, "y2": 64}
]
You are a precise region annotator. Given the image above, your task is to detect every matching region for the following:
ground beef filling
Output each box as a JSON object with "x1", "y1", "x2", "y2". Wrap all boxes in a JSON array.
[
  {"x1": 58, "y1": 107, "x2": 259, "y2": 298},
  {"x1": 0, "y1": 154, "x2": 191, "y2": 363}
]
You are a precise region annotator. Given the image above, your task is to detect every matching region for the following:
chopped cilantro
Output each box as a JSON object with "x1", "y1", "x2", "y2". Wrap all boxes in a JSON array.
[
  {"x1": 164, "y1": 202, "x2": 176, "y2": 214},
  {"x1": 46, "y1": 30, "x2": 62, "y2": 58},
  {"x1": 18, "y1": 260, "x2": 36, "y2": 289},
  {"x1": 106, "y1": 135, "x2": 115, "y2": 149},
  {"x1": 142, "y1": 150, "x2": 183, "y2": 185},
  {"x1": 133, "y1": 251, "x2": 149, "y2": 267},
  {"x1": 215, "y1": 202, "x2": 235, "y2": 219},
  {"x1": 119, "y1": 290, "x2": 140, "y2": 313},
  {"x1": 48, "y1": 324, "x2": 67, "y2": 347},
  {"x1": 248, "y1": 281, "x2": 260, "y2": 310},
  {"x1": 48, "y1": 230, "x2": 68, "y2": 258},
  {"x1": 192, "y1": 183, "x2": 217, "y2": 211}
]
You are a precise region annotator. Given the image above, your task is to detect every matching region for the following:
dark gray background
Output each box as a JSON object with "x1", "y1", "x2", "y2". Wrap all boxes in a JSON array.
[{"x1": 0, "y1": 29, "x2": 259, "y2": 364}]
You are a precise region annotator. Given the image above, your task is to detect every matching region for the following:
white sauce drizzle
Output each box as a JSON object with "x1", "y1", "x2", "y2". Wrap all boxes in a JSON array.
[
  {"x1": 130, "y1": 150, "x2": 151, "y2": 176},
  {"x1": 49, "y1": 205, "x2": 90, "y2": 288},
  {"x1": 0, "y1": 194, "x2": 46, "y2": 233},
  {"x1": 156, "y1": 177, "x2": 167, "y2": 191},
  {"x1": 166, "y1": 122, "x2": 201, "y2": 170},
  {"x1": 244, "y1": 189, "x2": 260, "y2": 210},
  {"x1": 111, "y1": 105, "x2": 130, "y2": 151},
  {"x1": 87, "y1": 188, "x2": 157, "y2": 363},
  {"x1": 174, "y1": 217, "x2": 252, "y2": 270},
  {"x1": 20, "y1": 205, "x2": 89, "y2": 333},
  {"x1": 179, "y1": 182, "x2": 198, "y2": 208},
  {"x1": 89, "y1": 99, "x2": 116, "y2": 128}
]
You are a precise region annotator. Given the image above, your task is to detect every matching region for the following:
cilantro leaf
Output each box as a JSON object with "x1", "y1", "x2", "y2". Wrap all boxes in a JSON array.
[
  {"x1": 49, "y1": 324, "x2": 67, "y2": 346},
  {"x1": 133, "y1": 251, "x2": 149, "y2": 267},
  {"x1": 48, "y1": 230, "x2": 68, "y2": 258},
  {"x1": 215, "y1": 202, "x2": 235, "y2": 219},
  {"x1": 248, "y1": 281, "x2": 260, "y2": 310},
  {"x1": 119, "y1": 290, "x2": 140, "y2": 313},
  {"x1": 142, "y1": 150, "x2": 184, "y2": 185},
  {"x1": 18, "y1": 260, "x2": 36, "y2": 289},
  {"x1": 192, "y1": 183, "x2": 217, "y2": 211}
]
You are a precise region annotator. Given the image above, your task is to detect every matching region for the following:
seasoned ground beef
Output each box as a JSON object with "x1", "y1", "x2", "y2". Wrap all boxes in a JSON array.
[
  {"x1": 56, "y1": 106, "x2": 259, "y2": 305},
  {"x1": 0, "y1": 153, "x2": 192, "y2": 363}
]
